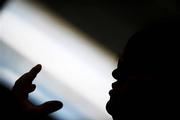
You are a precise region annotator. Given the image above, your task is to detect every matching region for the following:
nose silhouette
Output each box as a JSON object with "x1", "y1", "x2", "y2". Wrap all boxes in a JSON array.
[{"x1": 112, "y1": 69, "x2": 120, "y2": 80}]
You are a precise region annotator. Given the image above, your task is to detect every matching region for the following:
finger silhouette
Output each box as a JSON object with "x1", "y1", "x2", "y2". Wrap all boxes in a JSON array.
[
  {"x1": 12, "y1": 64, "x2": 42, "y2": 98},
  {"x1": 12, "y1": 64, "x2": 63, "y2": 116},
  {"x1": 37, "y1": 101, "x2": 63, "y2": 114}
]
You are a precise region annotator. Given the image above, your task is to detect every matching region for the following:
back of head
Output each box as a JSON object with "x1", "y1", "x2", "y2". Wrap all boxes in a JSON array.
[
  {"x1": 122, "y1": 16, "x2": 180, "y2": 119},
  {"x1": 123, "y1": 16, "x2": 180, "y2": 79}
]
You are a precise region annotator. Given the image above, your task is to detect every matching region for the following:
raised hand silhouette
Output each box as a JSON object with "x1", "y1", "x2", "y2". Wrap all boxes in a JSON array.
[
  {"x1": 0, "y1": 64, "x2": 62, "y2": 120},
  {"x1": 12, "y1": 64, "x2": 63, "y2": 116}
]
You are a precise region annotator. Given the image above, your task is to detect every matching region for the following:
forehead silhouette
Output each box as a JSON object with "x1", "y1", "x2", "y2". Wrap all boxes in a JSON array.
[{"x1": 120, "y1": 16, "x2": 180, "y2": 77}]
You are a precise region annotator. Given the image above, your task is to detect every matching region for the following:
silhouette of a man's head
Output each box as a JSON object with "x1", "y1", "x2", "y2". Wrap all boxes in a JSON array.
[{"x1": 106, "y1": 16, "x2": 180, "y2": 120}]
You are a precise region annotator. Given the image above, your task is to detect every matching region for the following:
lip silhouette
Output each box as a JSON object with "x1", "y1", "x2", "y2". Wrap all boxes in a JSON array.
[{"x1": 109, "y1": 81, "x2": 128, "y2": 96}]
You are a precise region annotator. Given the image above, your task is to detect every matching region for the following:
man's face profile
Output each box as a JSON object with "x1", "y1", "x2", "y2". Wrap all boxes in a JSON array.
[{"x1": 106, "y1": 59, "x2": 128, "y2": 120}]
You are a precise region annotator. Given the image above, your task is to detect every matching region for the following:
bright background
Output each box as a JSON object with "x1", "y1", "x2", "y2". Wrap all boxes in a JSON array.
[
  {"x1": 0, "y1": 1, "x2": 118, "y2": 119},
  {"x1": 1, "y1": 0, "x2": 176, "y2": 119}
]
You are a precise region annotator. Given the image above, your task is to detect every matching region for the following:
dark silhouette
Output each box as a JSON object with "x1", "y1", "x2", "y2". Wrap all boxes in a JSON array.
[
  {"x1": 1, "y1": 16, "x2": 180, "y2": 120},
  {"x1": 0, "y1": 64, "x2": 62, "y2": 120},
  {"x1": 0, "y1": 0, "x2": 8, "y2": 10},
  {"x1": 106, "y1": 16, "x2": 180, "y2": 120}
]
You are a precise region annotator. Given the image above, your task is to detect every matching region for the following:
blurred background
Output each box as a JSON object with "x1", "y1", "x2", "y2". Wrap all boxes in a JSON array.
[{"x1": 0, "y1": 0, "x2": 179, "y2": 120}]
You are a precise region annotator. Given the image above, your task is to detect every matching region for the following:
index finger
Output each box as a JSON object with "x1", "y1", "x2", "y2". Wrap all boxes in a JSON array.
[
  {"x1": 15, "y1": 64, "x2": 42, "y2": 85},
  {"x1": 29, "y1": 64, "x2": 42, "y2": 75}
]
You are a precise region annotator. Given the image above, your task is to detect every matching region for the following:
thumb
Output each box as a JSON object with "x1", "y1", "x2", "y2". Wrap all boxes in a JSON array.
[{"x1": 37, "y1": 100, "x2": 63, "y2": 114}]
